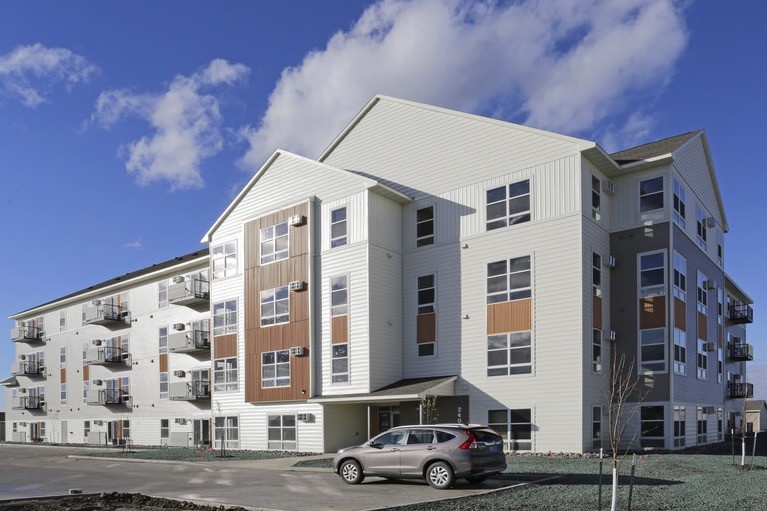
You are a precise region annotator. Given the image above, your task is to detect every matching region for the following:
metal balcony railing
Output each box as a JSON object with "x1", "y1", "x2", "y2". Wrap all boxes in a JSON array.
[
  {"x1": 86, "y1": 388, "x2": 130, "y2": 406},
  {"x1": 85, "y1": 346, "x2": 130, "y2": 365},
  {"x1": 11, "y1": 396, "x2": 44, "y2": 410},
  {"x1": 84, "y1": 303, "x2": 131, "y2": 327},
  {"x1": 12, "y1": 361, "x2": 46, "y2": 377},
  {"x1": 169, "y1": 380, "x2": 211, "y2": 401},
  {"x1": 168, "y1": 278, "x2": 210, "y2": 307},
  {"x1": 728, "y1": 304, "x2": 753, "y2": 324},
  {"x1": 728, "y1": 343, "x2": 754, "y2": 361},
  {"x1": 10, "y1": 325, "x2": 44, "y2": 343},
  {"x1": 727, "y1": 382, "x2": 754, "y2": 399},
  {"x1": 168, "y1": 330, "x2": 210, "y2": 354}
]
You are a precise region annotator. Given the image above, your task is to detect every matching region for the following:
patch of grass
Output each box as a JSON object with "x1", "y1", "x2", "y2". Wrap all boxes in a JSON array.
[
  {"x1": 293, "y1": 457, "x2": 334, "y2": 468},
  {"x1": 79, "y1": 447, "x2": 312, "y2": 462}
]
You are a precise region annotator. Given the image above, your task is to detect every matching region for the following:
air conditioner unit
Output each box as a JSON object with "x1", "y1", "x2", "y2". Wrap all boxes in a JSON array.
[
  {"x1": 121, "y1": 352, "x2": 131, "y2": 360},
  {"x1": 704, "y1": 280, "x2": 717, "y2": 291},
  {"x1": 38, "y1": 399, "x2": 45, "y2": 405},
  {"x1": 172, "y1": 275, "x2": 186, "y2": 284},
  {"x1": 288, "y1": 214, "x2": 305, "y2": 226},
  {"x1": 92, "y1": 339, "x2": 103, "y2": 346},
  {"x1": 19, "y1": 388, "x2": 26, "y2": 394},
  {"x1": 706, "y1": 342, "x2": 717, "y2": 352},
  {"x1": 91, "y1": 299, "x2": 102, "y2": 306},
  {"x1": 297, "y1": 413, "x2": 310, "y2": 421},
  {"x1": 173, "y1": 323, "x2": 186, "y2": 331},
  {"x1": 603, "y1": 256, "x2": 616, "y2": 268},
  {"x1": 175, "y1": 418, "x2": 188, "y2": 425},
  {"x1": 705, "y1": 217, "x2": 717, "y2": 228},
  {"x1": 38, "y1": 365, "x2": 45, "y2": 372},
  {"x1": 289, "y1": 280, "x2": 305, "y2": 292},
  {"x1": 121, "y1": 395, "x2": 131, "y2": 403},
  {"x1": 94, "y1": 420, "x2": 104, "y2": 426},
  {"x1": 93, "y1": 379, "x2": 103, "y2": 386},
  {"x1": 602, "y1": 181, "x2": 615, "y2": 194},
  {"x1": 19, "y1": 354, "x2": 26, "y2": 360},
  {"x1": 119, "y1": 310, "x2": 131, "y2": 318},
  {"x1": 603, "y1": 330, "x2": 616, "y2": 342},
  {"x1": 173, "y1": 370, "x2": 186, "y2": 378},
  {"x1": 290, "y1": 346, "x2": 306, "y2": 356}
]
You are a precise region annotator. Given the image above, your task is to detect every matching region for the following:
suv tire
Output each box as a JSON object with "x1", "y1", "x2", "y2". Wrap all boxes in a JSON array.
[
  {"x1": 339, "y1": 459, "x2": 365, "y2": 485},
  {"x1": 426, "y1": 461, "x2": 455, "y2": 489}
]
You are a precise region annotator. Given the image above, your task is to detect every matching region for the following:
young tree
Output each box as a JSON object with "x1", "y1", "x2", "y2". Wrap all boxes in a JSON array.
[{"x1": 421, "y1": 394, "x2": 439, "y2": 424}]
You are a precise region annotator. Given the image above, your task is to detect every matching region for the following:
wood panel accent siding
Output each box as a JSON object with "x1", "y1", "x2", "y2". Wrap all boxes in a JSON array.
[
  {"x1": 244, "y1": 201, "x2": 311, "y2": 403},
  {"x1": 486, "y1": 298, "x2": 532, "y2": 335},
  {"x1": 60, "y1": 368, "x2": 66, "y2": 384},
  {"x1": 416, "y1": 313, "x2": 436, "y2": 343},
  {"x1": 214, "y1": 334, "x2": 238, "y2": 359},
  {"x1": 639, "y1": 296, "x2": 665, "y2": 329},
  {"x1": 593, "y1": 296, "x2": 602, "y2": 330},
  {"x1": 697, "y1": 312, "x2": 707, "y2": 341},
  {"x1": 82, "y1": 365, "x2": 89, "y2": 381},
  {"x1": 159, "y1": 353, "x2": 168, "y2": 373},
  {"x1": 332, "y1": 315, "x2": 349, "y2": 344},
  {"x1": 674, "y1": 298, "x2": 686, "y2": 330}
]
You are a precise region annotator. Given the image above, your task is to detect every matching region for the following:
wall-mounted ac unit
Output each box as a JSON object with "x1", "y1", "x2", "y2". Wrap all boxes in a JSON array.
[
  {"x1": 704, "y1": 280, "x2": 717, "y2": 291},
  {"x1": 288, "y1": 214, "x2": 305, "y2": 226},
  {"x1": 290, "y1": 346, "x2": 306, "y2": 357},
  {"x1": 297, "y1": 413, "x2": 312, "y2": 422},
  {"x1": 289, "y1": 280, "x2": 305, "y2": 292},
  {"x1": 705, "y1": 217, "x2": 717, "y2": 228},
  {"x1": 19, "y1": 354, "x2": 26, "y2": 360},
  {"x1": 121, "y1": 395, "x2": 131, "y2": 403},
  {"x1": 172, "y1": 275, "x2": 186, "y2": 284},
  {"x1": 92, "y1": 339, "x2": 103, "y2": 346},
  {"x1": 94, "y1": 420, "x2": 104, "y2": 426},
  {"x1": 173, "y1": 323, "x2": 186, "y2": 331},
  {"x1": 602, "y1": 181, "x2": 615, "y2": 194},
  {"x1": 38, "y1": 365, "x2": 45, "y2": 372},
  {"x1": 603, "y1": 330, "x2": 616, "y2": 342},
  {"x1": 19, "y1": 388, "x2": 26, "y2": 394},
  {"x1": 119, "y1": 310, "x2": 131, "y2": 318},
  {"x1": 603, "y1": 256, "x2": 616, "y2": 268},
  {"x1": 173, "y1": 370, "x2": 186, "y2": 378},
  {"x1": 706, "y1": 342, "x2": 718, "y2": 352},
  {"x1": 121, "y1": 352, "x2": 131, "y2": 360},
  {"x1": 175, "y1": 418, "x2": 188, "y2": 425},
  {"x1": 93, "y1": 379, "x2": 103, "y2": 386},
  {"x1": 91, "y1": 299, "x2": 102, "y2": 306}
]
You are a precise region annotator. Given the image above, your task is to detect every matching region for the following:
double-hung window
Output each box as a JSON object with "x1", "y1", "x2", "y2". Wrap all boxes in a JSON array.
[
  {"x1": 330, "y1": 276, "x2": 348, "y2": 316},
  {"x1": 591, "y1": 175, "x2": 601, "y2": 221},
  {"x1": 697, "y1": 272, "x2": 708, "y2": 315},
  {"x1": 696, "y1": 407, "x2": 707, "y2": 444},
  {"x1": 674, "y1": 328, "x2": 686, "y2": 374},
  {"x1": 59, "y1": 309, "x2": 66, "y2": 332},
  {"x1": 593, "y1": 253, "x2": 602, "y2": 298},
  {"x1": 672, "y1": 178, "x2": 686, "y2": 228},
  {"x1": 697, "y1": 339, "x2": 708, "y2": 379},
  {"x1": 60, "y1": 383, "x2": 67, "y2": 406},
  {"x1": 260, "y1": 222, "x2": 289, "y2": 265},
  {"x1": 60, "y1": 346, "x2": 66, "y2": 368},
  {"x1": 161, "y1": 419, "x2": 169, "y2": 440},
  {"x1": 330, "y1": 207, "x2": 348, "y2": 247},
  {"x1": 487, "y1": 332, "x2": 532, "y2": 376},
  {"x1": 213, "y1": 358, "x2": 238, "y2": 392},
  {"x1": 332, "y1": 344, "x2": 349, "y2": 383},
  {"x1": 673, "y1": 406, "x2": 686, "y2": 447},
  {"x1": 214, "y1": 416, "x2": 239, "y2": 450},
  {"x1": 640, "y1": 406, "x2": 665, "y2": 448},
  {"x1": 696, "y1": 207, "x2": 708, "y2": 250},
  {"x1": 488, "y1": 409, "x2": 532, "y2": 451},
  {"x1": 592, "y1": 329, "x2": 602, "y2": 373},
  {"x1": 262, "y1": 350, "x2": 290, "y2": 388},
  {"x1": 267, "y1": 415, "x2": 296, "y2": 450},
  {"x1": 212, "y1": 241, "x2": 237, "y2": 280},
  {"x1": 260, "y1": 287, "x2": 289, "y2": 326},
  {"x1": 416, "y1": 206, "x2": 435, "y2": 246},
  {"x1": 213, "y1": 300, "x2": 238, "y2": 336},
  {"x1": 640, "y1": 329, "x2": 666, "y2": 372},
  {"x1": 639, "y1": 177, "x2": 664, "y2": 213},
  {"x1": 639, "y1": 252, "x2": 665, "y2": 298},
  {"x1": 158, "y1": 280, "x2": 168, "y2": 308},
  {"x1": 673, "y1": 252, "x2": 686, "y2": 301},
  {"x1": 417, "y1": 275, "x2": 436, "y2": 357},
  {"x1": 487, "y1": 256, "x2": 531, "y2": 304},
  {"x1": 486, "y1": 180, "x2": 531, "y2": 230}
]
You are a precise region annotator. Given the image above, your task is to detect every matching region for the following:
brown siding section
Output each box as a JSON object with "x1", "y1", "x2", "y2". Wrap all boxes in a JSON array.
[
  {"x1": 244, "y1": 201, "x2": 311, "y2": 403},
  {"x1": 639, "y1": 296, "x2": 666, "y2": 329},
  {"x1": 82, "y1": 365, "x2": 89, "y2": 381},
  {"x1": 487, "y1": 298, "x2": 532, "y2": 335},
  {"x1": 674, "y1": 298, "x2": 686, "y2": 330},
  {"x1": 159, "y1": 353, "x2": 168, "y2": 373},
  {"x1": 416, "y1": 313, "x2": 436, "y2": 343},
  {"x1": 332, "y1": 315, "x2": 349, "y2": 344},
  {"x1": 214, "y1": 334, "x2": 238, "y2": 359},
  {"x1": 593, "y1": 296, "x2": 603, "y2": 330},
  {"x1": 697, "y1": 312, "x2": 707, "y2": 341},
  {"x1": 60, "y1": 368, "x2": 66, "y2": 384}
]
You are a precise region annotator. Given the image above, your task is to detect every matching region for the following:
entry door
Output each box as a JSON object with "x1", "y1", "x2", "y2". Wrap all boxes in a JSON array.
[
  {"x1": 194, "y1": 419, "x2": 211, "y2": 446},
  {"x1": 61, "y1": 421, "x2": 68, "y2": 443},
  {"x1": 107, "y1": 421, "x2": 119, "y2": 445},
  {"x1": 377, "y1": 406, "x2": 401, "y2": 434}
]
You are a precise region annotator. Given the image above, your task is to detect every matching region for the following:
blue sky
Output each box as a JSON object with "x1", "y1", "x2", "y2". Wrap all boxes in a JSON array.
[{"x1": 1, "y1": 0, "x2": 765, "y2": 408}]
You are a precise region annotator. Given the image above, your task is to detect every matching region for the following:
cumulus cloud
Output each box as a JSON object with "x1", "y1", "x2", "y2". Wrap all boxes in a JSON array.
[
  {"x1": 123, "y1": 239, "x2": 143, "y2": 250},
  {"x1": 240, "y1": 0, "x2": 688, "y2": 169},
  {"x1": 93, "y1": 59, "x2": 249, "y2": 190},
  {"x1": 0, "y1": 43, "x2": 99, "y2": 106}
]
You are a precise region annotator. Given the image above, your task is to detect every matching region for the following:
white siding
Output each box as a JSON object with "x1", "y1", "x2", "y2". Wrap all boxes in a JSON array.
[
  {"x1": 367, "y1": 245, "x2": 403, "y2": 391},
  {"x1": 609, "y1": 165, "x2": 671, "y2": 233}
]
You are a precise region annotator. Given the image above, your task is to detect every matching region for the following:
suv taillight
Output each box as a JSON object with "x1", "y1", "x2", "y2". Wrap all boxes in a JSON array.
[{"x1": 459, "y1": 429, "x2": 479, "y2": 449}]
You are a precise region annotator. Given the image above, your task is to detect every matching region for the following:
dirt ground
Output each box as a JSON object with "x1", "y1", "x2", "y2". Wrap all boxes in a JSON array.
[{"x1": 0, "y1": 492, "x2": 250, "y2": 511}]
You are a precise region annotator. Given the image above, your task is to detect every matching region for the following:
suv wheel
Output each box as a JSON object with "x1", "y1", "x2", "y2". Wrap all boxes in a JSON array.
[
  {"x1": 426, "y1": 461, "x2": 455, "y2": 489},
  {"x1": 339, "y1": 459, "x2": 364, "y2": 485}
]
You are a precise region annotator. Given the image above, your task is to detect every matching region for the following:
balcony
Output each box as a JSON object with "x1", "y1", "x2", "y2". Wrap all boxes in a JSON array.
[
  {"x1": 83, "y1": 303, "x2": 131, "y2": 327},
  {"x1": 10, "y1": 325, "x2": 45, "y2": 343},
  {"x1": 85, "y1": 346, "x2": 130, "y2": 366},
  {"x1": 728, "y1": 343, "x2": 754, "y2": 362},
  {"x1": 86, "y1": 388, "x2": 131, "y2": 406},
  {"x1": 728, "y1": 304, "x2": 753, "y2": 324},
  {"x1": 11, "y1": 361, "x2": 46, "y2": 377},
  {"x1": 168, "y1": 278, "x2": 210, "y2": 307},
  {"x1": 727, "y1": 382, "x2": 754, "y2": 399},
  {"x1": 168, "y1": 330, "x2": 210, "y2": 354},
  {"x1": 169, "y1": 380, "x2": 211, "y2": 401},
  {"x1": 11, "y1": 396, "x2": 44, "y2": 410}
]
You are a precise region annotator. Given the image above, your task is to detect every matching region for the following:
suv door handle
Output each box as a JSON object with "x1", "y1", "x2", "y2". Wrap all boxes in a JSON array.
[
  {"x1": 390, "y1": 448, "x2": 400, "y2": 451},
  {"x1": 426, "y1": 446, "x2": 437, "y2": 450}
]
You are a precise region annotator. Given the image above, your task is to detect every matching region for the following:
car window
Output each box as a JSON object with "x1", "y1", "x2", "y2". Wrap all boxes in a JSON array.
[
  {"x1": 472, "y1": 428, "x2": 503, "y2": 443},
  {"x1": 406, "y1": 429, "x2": 435, "y2": 445},
  {"x1": 374, "y1": 431, "x2": 406, "y2": 446},
  {"x1": 435, "y1": 431, "x2": 456, "y2": 443}
]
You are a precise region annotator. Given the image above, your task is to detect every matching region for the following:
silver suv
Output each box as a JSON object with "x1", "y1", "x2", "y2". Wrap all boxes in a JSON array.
[{"x1": 332, "y1": 424, "x2": 506, "y2": 489}]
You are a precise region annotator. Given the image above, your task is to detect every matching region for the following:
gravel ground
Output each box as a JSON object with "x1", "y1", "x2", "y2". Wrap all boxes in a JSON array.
[
  {"x1": 0, "y1": 493, "x2": 248, "y2": 511},
  {"x1": 79, "y1": 446, "x2": 313, "y2": 462},
  {"x1": 292, "y1": 457, "x2": 334, "y2": 468}
]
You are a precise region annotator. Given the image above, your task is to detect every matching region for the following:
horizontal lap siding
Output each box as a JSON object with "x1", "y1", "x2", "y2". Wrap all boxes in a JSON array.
[{"x1": 368, "y1": 244, "x2": 403, "y2": 391}]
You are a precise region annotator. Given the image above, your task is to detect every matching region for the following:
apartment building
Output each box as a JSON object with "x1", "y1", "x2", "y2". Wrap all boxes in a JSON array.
[{"x1": 5, "y1": 95, "x2": 755, "y2": 453}]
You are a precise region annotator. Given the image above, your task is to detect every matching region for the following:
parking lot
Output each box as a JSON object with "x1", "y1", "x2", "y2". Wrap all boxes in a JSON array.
[{"x1": 0, "y1": 445, "x2": 531, "y2": 510}]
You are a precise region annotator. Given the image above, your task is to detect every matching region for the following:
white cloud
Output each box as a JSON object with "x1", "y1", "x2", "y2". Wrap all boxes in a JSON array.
[
  {"x1": 0, "y1": 43, "x2": 98, "y2": 107},
  {"x1": 93, "y1": 59, "x2": 249, "y2": 191},
  {"x1": 240, "y1": 0, "x2": 688, "y2": 169},
  {"x1": 123, "y1": 239, "x2": 143, "y2": 250}
]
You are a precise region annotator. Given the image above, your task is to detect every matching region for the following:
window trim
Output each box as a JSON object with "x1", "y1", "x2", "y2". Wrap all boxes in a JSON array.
[
  {"x1": 259, "y1": 221, "x2": 290, "y2": 266},
  {"x1": 330, "y1": 206, "x2": 348, "y2": 248},
  {"x1": 672, "y1": 177, "x2": 686, "y2": 228},
  {"x1": 591, "y1": 175, "x2": 602, "y2": 221},
  {"x1": 261, "y1": 349, "x2": 291, "y2": 388},
  {"x1": 415, "y1": 205, "x2": 435, "y2": 247},
  {"x1": 638, "y1": 249, "x2": 666, "y2": 299},
  {"x1": 417, "y1": 273, "x2": 436, "y2": 358},
  {"x1": 673, "y1": 405, "x2": 686, "y2": 447},
  {"x1": 638, "y1": 176, "x2": 665, "y2": 215},
  {"x1": 639, "y1": 327, "x2": 667, "y2": 374},
  {"x1": 487, "y1": 331, "x2": 533, "y2": 377},
  {"x1": 592, "y1": 328, "x2": 602, "y2": 374},
  {"x1": 592, "y1": 253, "x2": 602, "y2": 298},
  {"x1": 672, "y1": 251, "x2": 686, "y2": 302},
  {"x1": 696, "y1": 206, "x2": 708, "y2": 251},
  {"x1": 260, "y1": 286, "x2": 290, "y2": 327},
  {"x1": 592, "y1": 405, "x2": 602, "y2": 449},
  {"x1": 485, "y1": 179, "x2": 532, "y2": 231},
  {"x1": 330, "y1": 274, "x2": 349, "y2": 317},
  {"x1": 158, "y1": 280, "x2": 168, "y2": 309},
  {"x1": 640, "y1": 405, "x2": 665, "y2": 448},
  {"x1": 331, "y1": 343, "x2": 350, "y2": 384},
  {"x1": 213, "y1": 357, "x2": 239, "y2": 392},
  {"x1": 211, "y1": 241, "x2": 238, "y2": 280},
  {"x1": 673, "y1": 327, "x2": 686, "y2": 375},
  {"x1": 212, "y1": 299, "x2": 238, "y2": 336},
  {"x1": 696, "y1": 338, "x2": 708, "y2": 380},
  {"x1": 267, "y1": 414, "x2": 297, "y2": 451},
  {"x1": 214, "y1": 415, "x2": 240, "y2": 450},
  {"x1": 487, "y1": 255, "x2": 532, "y2": 304}
]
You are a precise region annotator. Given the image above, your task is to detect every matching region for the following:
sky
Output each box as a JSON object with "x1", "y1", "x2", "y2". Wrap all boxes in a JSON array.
[{"x1": 1, "y1": 0, "x2": 765, "y2": 410}]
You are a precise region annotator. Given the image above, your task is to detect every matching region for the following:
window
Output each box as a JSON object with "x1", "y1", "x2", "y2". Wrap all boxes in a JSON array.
[
  {"x1": 267, "y1": 415, "x2": 296, "y2": 450},
  {"x1": 158, "y1": 280, "x2": 168, "y2": 308},
  {"x1": 486, "y1": 180, "x2": 531, "y2": 230},
  {"x1": 122, "y1": 419, "x2": 130, "y2": 439},
  {"x1": 212, "y1": 241, "x2": 237, "y2": 280},
  {"x1": 214, "y1": 416, "x2": 239, "y2": 450},
  {"x1": 697, "y1": 272, "x2": 708, "y2": 314},
  {"x1": 213, "y1": 358, "x2": 238, "y2": 392},
  {"x1": 488, "y1": 408, "x2": 532, "y2": 451},
  {"x1": 260, "y1": 222, "x2": 289, "y2": 265},
  {"x1": 673, "y1": 406, "x2": 686, "y2": 447},
  {"x1": 416, "y1": 206, "x2": 435, "y2": 246},
  {"x1": 640, "y1": 406, "x2": 665, "y2": 448},
  {"x1": 592, "y1": 406, "x2": 602, "y2": 449},
  {"x1": 639, "y1": 252, "x2": 665, "y2": 298},
  {"x1": 717, "y1": 232, "x2": 724, "y2": 267},
  {"x1": 592, "y1": 329, "x2": 602, "y2": 373},
  {"x1": 81, "y1": 303, "x2": 87, "y2": 326},
  {"x1": 330, "y1": 207, "x2": 348, "y2": 248},
  {"x1": 717, "y1": 408, "x2": 723, "y2": 441},
  {"x1": 82, "y1": 341, "x2": 88, "y2": 365},
  {"x1": 697, "y1": 339, "x2": 708, "y2": 379},
  {"x1": 84, "y1": 420, "x2": 90, "y2": 439},
  {"x1": 696, "y1": 407, "x2": 707, "y2": 444},
  {"x1": 159, "y1": 327, "x2": 168, "y2": 354},
  {"x1": 330, "y1": 276, "x2": 348, "y2": 316},
  {"x1": 262, "y1": 350, "x2": 290, "y2": 388},
  {"x1": 593, "y1": 253, "x2": 602, "y2": 298},
  {"x1": 160, "y1": 372, "x2": 168, "y2": 399},
  {"x1": 591, "y1": 175, "x2": 601, "y2": 221},
  {"x1": 717, "y1": 348, "x2": 723, "y2": 384},
  {"x1": 332, "y1": 344, "x2": 349, "y2": 383},
  {"x1": 640, "y1": 328, "x2": 666, "y2": 372},
  {"x1": 213, "y1": 300, "x2": 238, "y2": 336},
  {"x1": 406, "y1": 429, "x2": 435, "y2": 444},
  {"x1": 639, "y1": 176, "x2": 664, "y2": 213},
  {"x1": 673, "y1": 328, "x2": 686, "y2": 374},
  {"x1": 59, "y1": 309, "x2": 66, "y2": 332},
  {"x1": 417, "y1": 274, "x2": 436, "y2": 357},
  {"x1": 60, "y1": 346, "x2": 66, "y2": 368},
  {"x1": 673, "y1": 252, "x2": 686, "y2": 301},
  {"x1": 717, "y1": 288, "x2": 724, "y2": 325},
  {"x1": 83, "y1": 381, "x2": 89, "y2": 404},
  {"x1": 696, "y1": 207, "x2": 708, "y2": 250},
  {"x1": 487, "y1": 256, "x2": 531, "y2": 304},
  {"x1": 60, "y1": 383, "x2": 67, "y2": 406},
  {"x1": 260, "y1": 287, "x2": 289, "y2": 326},
  {"x1": 488, "y1": 332, "x2": 532, "y2": 376},
  {"x1": 373, "y1": 430, "x2": 407, "y2": 446},
  {"x1": 672, "y1": 178, "x2": 686, "y2": 228},
  {"x1": 161, "y1": 419, "x2": 169, "y2": 439}
]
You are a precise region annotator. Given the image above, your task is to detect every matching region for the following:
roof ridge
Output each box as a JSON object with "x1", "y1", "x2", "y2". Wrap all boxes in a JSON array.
[{"x1": 610, "y1": 129, "x2": 703, "y2": 157}]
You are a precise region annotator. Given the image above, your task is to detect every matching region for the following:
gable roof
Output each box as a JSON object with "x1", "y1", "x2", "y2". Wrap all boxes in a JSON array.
[
  {"x1": 201, "y1": 149, "x2": 410, "y2": 244},
  {"x1": 746, "y1": 400, "x2": 767, "y2": 412},
  {"x1": 610, "y1": 130, "x2": 702, "y2": 164}
]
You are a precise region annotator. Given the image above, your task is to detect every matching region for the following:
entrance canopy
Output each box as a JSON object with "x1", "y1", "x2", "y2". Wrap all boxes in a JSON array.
[{"x1": 309, "y1": 376, "x2": 457, "y2": 404}]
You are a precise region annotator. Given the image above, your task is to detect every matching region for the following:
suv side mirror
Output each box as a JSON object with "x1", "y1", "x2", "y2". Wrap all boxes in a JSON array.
[{"x1": 370, "y1": 441, "x2": 383, "y2": 449}]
